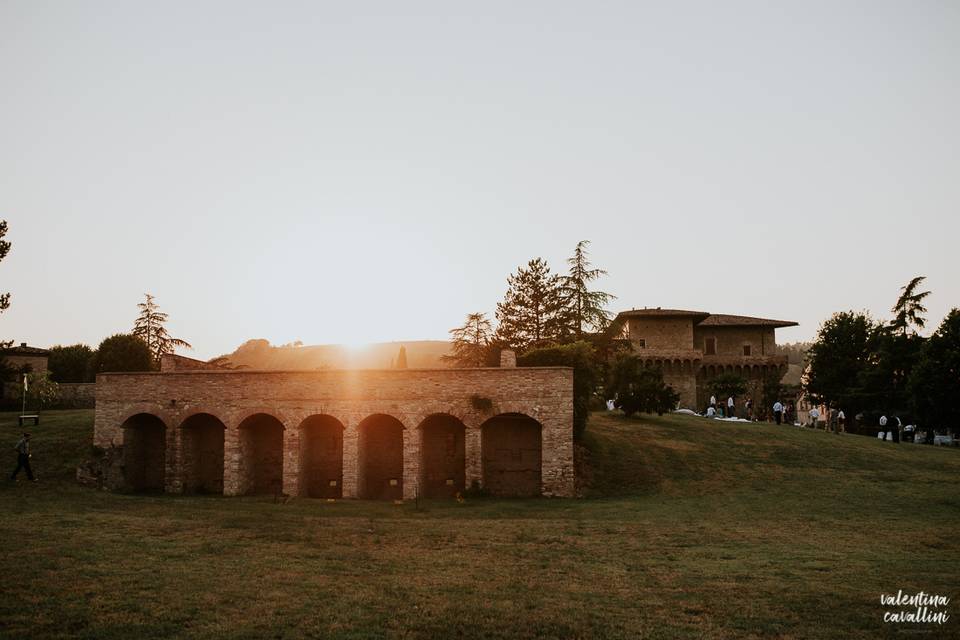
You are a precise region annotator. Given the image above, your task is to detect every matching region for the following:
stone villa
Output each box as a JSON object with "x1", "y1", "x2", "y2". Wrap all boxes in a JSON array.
[{"x1": 606, "y1": 308, "x2": 797, "y2": 411}]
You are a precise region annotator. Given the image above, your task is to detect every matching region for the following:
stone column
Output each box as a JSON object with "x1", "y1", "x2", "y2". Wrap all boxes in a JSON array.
[
  {"x1": 223, "y1": 427, "x2": 242, "y2": 496},
  {"x1": 540, "y1": 409, "x2": 575, "y2": 497},
  {"x1": 165, "y1": 425, "x2": 183, "y2": 494},
  {"x1": 402, "y1": 424, "x2": 421, "y2": 500},
  {"x1": 464, "y1": 423, "x2": 482, "y2": 489},
  {"x1": 282, "y1": 427, "x2": 300, "y2": 497},
  {"x1": 342, "y1": 420, "x2": 359, "y2": 498}
]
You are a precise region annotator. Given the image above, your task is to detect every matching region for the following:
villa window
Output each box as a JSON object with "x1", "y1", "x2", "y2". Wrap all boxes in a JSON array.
[
  {"x1": 705, "y1": 337, "x2": 716, "y2": 355},
  {"x1": 636, "y1": 339, "x2": 646, "y2": 348},
  {"x1": 743, "y1": 345, "x2": 752, "y2": 356}
]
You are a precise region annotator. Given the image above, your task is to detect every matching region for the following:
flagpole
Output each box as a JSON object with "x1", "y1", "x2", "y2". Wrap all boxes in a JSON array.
[{"x1": 21, "y1": 374, "x2": 26, "y2": 417}]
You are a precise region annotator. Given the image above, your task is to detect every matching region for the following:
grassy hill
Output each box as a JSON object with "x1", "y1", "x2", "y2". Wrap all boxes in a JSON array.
[
  {"x1": 0, "y1": 410, "x2": 957, "y2": 639},
  {"x1": 219, "y1": 339, "x2": 454, "y2": 370}
]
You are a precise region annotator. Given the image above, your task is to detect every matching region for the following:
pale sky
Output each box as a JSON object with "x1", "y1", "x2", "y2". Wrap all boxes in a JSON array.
[{"x1": 2, "y1": 1, "x2": 958, "y2": 359}]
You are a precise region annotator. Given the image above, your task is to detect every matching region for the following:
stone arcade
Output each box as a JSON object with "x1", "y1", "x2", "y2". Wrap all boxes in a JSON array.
[{"x1": 93, "y1": 356, "x2": 575, "y2": 499}]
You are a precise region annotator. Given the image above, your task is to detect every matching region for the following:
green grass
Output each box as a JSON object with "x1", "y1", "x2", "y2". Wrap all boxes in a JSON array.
[{"x1": 1, "y1": 410, "x2": 958, "y2": 639}]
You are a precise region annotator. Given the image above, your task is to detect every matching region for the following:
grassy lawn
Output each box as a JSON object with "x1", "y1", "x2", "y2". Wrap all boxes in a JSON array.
[{"x1": 1, "y1": 409, "x2": 957, "y2": 639}]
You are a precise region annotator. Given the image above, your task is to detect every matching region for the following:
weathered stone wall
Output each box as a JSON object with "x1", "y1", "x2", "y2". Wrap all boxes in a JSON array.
[
  {"x1": 627, "y1": 317, "x2": 695, "y2": 350},
  {"x1": 693, "y1": 326, "x2": 777, "y2": 357},
  {"x1": 57, "y1": 383, "x2": 96, "y2": 408},
  {"x1": 94, "y1": 367, "x2": 575, "y2": 498}
]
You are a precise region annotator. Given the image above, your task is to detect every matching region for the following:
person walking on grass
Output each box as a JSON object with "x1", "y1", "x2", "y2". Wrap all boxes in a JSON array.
[
  {"x1": 10, "y1": 432, "x2": 36, "y2": 482},
  {"x1": 808, "y1": 407, "x2": 820, "y2": 428},
  {"x1": 773, "y1": 400, "x2": 784, "y2": 425}
]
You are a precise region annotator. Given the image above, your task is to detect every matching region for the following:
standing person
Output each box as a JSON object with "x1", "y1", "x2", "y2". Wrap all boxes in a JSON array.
[
  {"x1": 773, "y1": 400, "x2": 784, "y2": 425},
  {"x1": 727, "y1": 396, "x2": 735, "y2": 418},
  {"x1": 710, "y1": 394, "x2": 716, "y2": 409},
  {"x1": 879, "y1": 415, "x2": 888, "y2": 440},
  {"x1": 892, "y1": 415, "x2": 901, "y2": 444},
  {"x1": 808, "y1": 406, "x2": 820, "y2": 428},
  {"x1": 10, "y1": 433, "x2": 35, "y2": 482},
  {"x1": 837, "y1": 409, "x2": 846, "y2": 433},
  {"x1": 745, "y1": 397, "x2": 753, "y2": 420}
]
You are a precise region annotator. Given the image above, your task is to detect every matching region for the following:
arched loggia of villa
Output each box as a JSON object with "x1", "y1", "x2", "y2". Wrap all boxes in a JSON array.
[
  {"x1": 481, "y1": 413, "x2": 542, "y2": 497},
  {"x1": 237, "y1": 413, "x2": 285, "y2": 496},
  {"x1": 299, "y1": 414, "x2": 344, "y2": 498},
  {"x1": 121, "y1": 413, "x2": 167, "y2": 492},
  {"x1": 418, "y1": 414, "x2": 466, "y2": 498},
  {"x1": 357, "y1": 414, "x2": 404, "y2": 500},
  {"x1": 180, "y1": 413, "x2": 226, "y2": 494}
]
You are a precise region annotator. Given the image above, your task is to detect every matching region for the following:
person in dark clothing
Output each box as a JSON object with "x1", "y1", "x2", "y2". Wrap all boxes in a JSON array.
[{"x1": 10, "y1": 433, "x2": 35, "y2": 482}]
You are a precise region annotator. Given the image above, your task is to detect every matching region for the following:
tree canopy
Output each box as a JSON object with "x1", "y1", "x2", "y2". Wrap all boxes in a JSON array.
[
  {"x1": 495, "y1": 258, "x2": 564, "y2": 352},
  {"x1": 443, "y1": 312, "x2": 493, "y2": 367},
  {"x1": 47, "y1": 344, "x2": 96, "y2": 382},
  {"x1": 559, "y1": 240, "x2": 615, "y2": 338},
  {"x1": 92, "y1": 334, "x2": 154, "y2": 373}
]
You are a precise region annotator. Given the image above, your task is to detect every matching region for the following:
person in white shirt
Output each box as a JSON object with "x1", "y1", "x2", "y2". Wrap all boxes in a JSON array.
[
  {"x1": 808, "y1": 407, "x2": 820, "y2": 427},
  {"x1": 837, "y1": 410, "x2": 846, "y2": 433},
  {"x1": 773, "y1": 401, "x2": 784, "y2": 425},
  {"x1": 727, "y1": 396, "x2": 735, "y2": 418},
  {"x1": 710, "y1": 395, "x2": 716, "y2": 408},
  {"x1": 706, "y1": 406, "x2": 716, "y2": 418}
]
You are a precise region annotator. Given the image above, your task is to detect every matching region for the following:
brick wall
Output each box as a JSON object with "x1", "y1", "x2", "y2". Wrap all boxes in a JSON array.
[
  {"x1": 94, "y1": 367, "x2": 575, "y2": 498},
  {"x1": 627, "y1": 317, "x2": 695, "y2": 350},
  {"x1": 693, "y1": 326, "x2": 777, "y2": 358}
]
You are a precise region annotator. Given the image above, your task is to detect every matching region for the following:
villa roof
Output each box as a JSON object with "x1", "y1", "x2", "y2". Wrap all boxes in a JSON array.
[
  {"x1": 614, "y1": 308, "x2": 712, "y2": 320},
  {"x1": 698, "y1": 314, "x2": 798, "y2": 329},
  {"x1": 0, "y1": 343, "x2": 50, "y2": 356}
]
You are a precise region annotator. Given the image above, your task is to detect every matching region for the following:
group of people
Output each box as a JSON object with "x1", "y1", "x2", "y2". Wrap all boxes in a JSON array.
[{"x1": 706, "y1": 394, "x2": 740, "y2": 418}]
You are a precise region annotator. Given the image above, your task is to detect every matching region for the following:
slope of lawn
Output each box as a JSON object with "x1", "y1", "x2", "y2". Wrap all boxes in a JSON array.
[{"x1": 0, "y1": 409, "x2": 957, "y2": 639}]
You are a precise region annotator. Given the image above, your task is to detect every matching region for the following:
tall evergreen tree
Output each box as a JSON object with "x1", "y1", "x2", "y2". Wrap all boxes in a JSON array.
[
  {"x1": 559, "y1": 240, "x2": 615, "y2": 338},
  {"x1": 891, "y1": 276, "x2": 930, "y2": 336},
  {"x1": 908, "y1": 309, "x2": 960, "y2": 436},
  {"x1": 132, "y1": 293, "x2": 192, "y2": 367},
  {"x1": 0, "y1": 220, "x2": 11, "y2": 351},
  {"x1": 443, "y1": 312, "x2": 493, "y2": 367},
  {"x1": 495, "y1": 258, "x2": 563, "y2": 352}
]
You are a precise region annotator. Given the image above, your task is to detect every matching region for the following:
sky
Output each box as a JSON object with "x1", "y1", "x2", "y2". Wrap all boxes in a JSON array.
[{"x1": 1, "y1": 1, "x2": 958, "y2": 359}]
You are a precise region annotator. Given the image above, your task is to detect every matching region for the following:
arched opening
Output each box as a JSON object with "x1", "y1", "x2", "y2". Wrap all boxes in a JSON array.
[
  {"x1": 180, "y1": 413, "x2": 226, "y2": 494},
  {"x1": 299, "y1": 415, "x2": 344, "y2": 498},
  {"x1": 238, "y1": 413, "x2": 285, "y2": 496},
  {"x1": 481, "y1": 413, "x2": 542, "y2": 497},
  {"x1": 419, "y1": 414, "x2": 466, "y2": 498},
  {"x1": 122, "y1": 413, "x2": 166, "y2": 492},
  {"x1": 358, "y1": 414, "x2": 404, "y2": 500}
]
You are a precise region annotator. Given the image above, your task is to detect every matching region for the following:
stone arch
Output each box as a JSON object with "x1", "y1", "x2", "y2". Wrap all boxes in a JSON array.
[
  {"x1": 299, "y1": 414, "x2": 344, "y2": 498},
  {"x1": 237, "y1": 413, "x2": 285, "y2": 496},
  {"x1": 121, "y1": 413, "x2": 167, "y2": 492},
  {"x1": 179, "y1": 413, "x2": 226, "y2": 494},
  {"x1": 418, "y1": 413, "x2": 466, "y2": 498},
  {"x1": 481, "y1": 412, "x2": 542, "y2": 497},
  {"x1": 357, "y1": 414, "x2": 405, "y2": 500}
]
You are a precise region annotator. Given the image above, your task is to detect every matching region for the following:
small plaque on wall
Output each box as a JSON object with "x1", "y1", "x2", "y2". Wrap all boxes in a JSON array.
[
  {"x1": 329, "y1": 480, "x2": 338, "y2": 487},
  {"x1": 445, "y1": 479, "x2": 454, "y2": 486},
  {"x1": 389, "y1": 479, "x2": 399, "y2": 486}
]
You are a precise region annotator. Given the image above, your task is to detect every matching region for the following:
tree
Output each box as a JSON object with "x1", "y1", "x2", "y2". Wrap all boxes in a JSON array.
[
  {"x1": 0, "y1": 220, "x2": 10, "y2": 321},
  {"x1": 495, "y1": 258, "x2": 564, "y2": 352},
  {"x1": 25, "y1": 372, "x2": 59, "y2": 409},
  {"x1": 804, "y1": 311, "x2": 880, "y2": 416},
  {"x1": 891, "y1": 276, "x2": 931, "y2": 336},
  {"x1": 707, "y1": 372, "x2": 748, "y2": 402},
  {"x1": 395, "y1": 345, "x2": 408, "y2": 369},
  {"x1": 47, "y1": 344, "x2": 96, "y2": 382},
  {"x1": 0, "y1": 221, "x2": 11, "y2": 362},
  {"x1": 607, "y1": 356, "x2": 679, "y2": 417},
  {"x1": 132, "y1": 293, "x2": 192, "y2": 367},
  {"x1": 559, "y1": 240, "x2": 615, "y2": 339},
  {"x1": 518, "y1": 341, "x2": 599, "y2": 438},
  {"x1": 443, "y1": 312, "x2": 494, "y2": 367},
  {"x1": 91, "y1": 334, "x2": 153, "y2": 373},
  {"x1": 908, "y1": 309, "x2": 960, "y2": 437}
]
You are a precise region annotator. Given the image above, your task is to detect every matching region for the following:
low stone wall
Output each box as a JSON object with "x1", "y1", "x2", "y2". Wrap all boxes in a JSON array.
[{"x1": 57, "y1": 383, "x2": 96, "y2": 408}]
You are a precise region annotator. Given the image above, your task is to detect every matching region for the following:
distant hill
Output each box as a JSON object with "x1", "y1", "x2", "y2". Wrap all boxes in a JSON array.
[{"x1": 214, "y1": 339, "x2": 454, "y2": 370}]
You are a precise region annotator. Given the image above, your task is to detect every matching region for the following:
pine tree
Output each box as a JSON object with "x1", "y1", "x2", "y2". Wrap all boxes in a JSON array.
[
  {"x1": 395, "y1": 345, "x2": 408, "y2": 369},
  {"x1": 559, "y1": 240, "x2": 615, "y2": 338},
  {"x1": 0, "y1": 221, "x2": 11, "y2": 350},
  {"x1": 495, "y1": 258, "x2": 563, "y2": 352},
  {"x1": 443, "y1": 312, "x2": 493, "y2": 367},
  {"x1": 891, "y1": 276, "x2": 930, "y2": 336},
  {"x1": 132, "y1": 293, "x2": 192, "y2": 367}
]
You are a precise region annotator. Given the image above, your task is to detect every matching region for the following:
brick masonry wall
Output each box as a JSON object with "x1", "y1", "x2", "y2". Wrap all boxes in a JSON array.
[
  {"x1": 627, "y1": 317, "x2": 695, "y2": 350},
  {"x1": 94, "y1": 367, "x2": 575, "y2": 498},
  {"x1": 693, "y1": 327, "x2": 777, "y2": 357}
]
